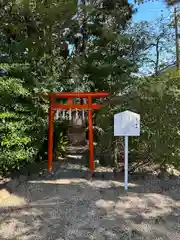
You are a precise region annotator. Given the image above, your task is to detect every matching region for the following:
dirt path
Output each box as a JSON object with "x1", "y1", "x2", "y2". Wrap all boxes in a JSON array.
[{"x1": 0, "y1": 172, "x2": 180, "y2": 240}]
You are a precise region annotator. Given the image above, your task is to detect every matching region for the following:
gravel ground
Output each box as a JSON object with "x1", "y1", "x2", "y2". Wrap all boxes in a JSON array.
[{"x1": 1, "y1": 168, "x2": 180, "y2": 240}]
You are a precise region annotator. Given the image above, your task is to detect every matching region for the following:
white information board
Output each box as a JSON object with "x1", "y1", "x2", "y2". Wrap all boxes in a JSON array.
[
  {"x1": 114, "y1": 110, "x2": 140, "y2": 137},
  {"x1": 113, "y1": 110, "x2": 141, "y2": 190}
]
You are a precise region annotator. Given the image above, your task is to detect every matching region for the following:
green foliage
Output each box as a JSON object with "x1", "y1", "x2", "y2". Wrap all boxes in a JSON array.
[
  {"x1": 0, "y1": 0, "x2": 76, "y2": 174},
  {"x1": 0, "y1": 64, "x2": 48, "y2": 173},
  {"x1": 67, "y1": 1, "x2": 139, "y2": 95},
  {"x1": 96, "y1": 73, "x2": 180, "y2": 168},
  {"x1": 133, "y1": 74, "x2": 180, "y2": 167},
  {"x1": 53, "y1": 121, "x2": 69, "y2": 159},
  {"x1": 54, "y1": 132, "x2": 69, "y2": 158},
  {"x1": 0, "y1": 0, "x2": 76, "y2": 58}
]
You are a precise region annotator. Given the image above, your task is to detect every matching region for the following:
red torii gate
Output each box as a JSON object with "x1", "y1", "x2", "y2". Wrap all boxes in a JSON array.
[{"x1": 43, "y1": 92, "x2": 109, "y2": 173}]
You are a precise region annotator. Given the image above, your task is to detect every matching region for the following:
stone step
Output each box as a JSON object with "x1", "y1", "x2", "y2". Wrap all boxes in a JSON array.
[{"x1": 66, "y1": 145, "x2": 88, "y2": 154}]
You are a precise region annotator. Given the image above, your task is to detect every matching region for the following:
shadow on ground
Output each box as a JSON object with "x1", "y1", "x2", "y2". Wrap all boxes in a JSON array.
[{"x1": 0, "y1": 165, "x2": 180, "y2": 240}]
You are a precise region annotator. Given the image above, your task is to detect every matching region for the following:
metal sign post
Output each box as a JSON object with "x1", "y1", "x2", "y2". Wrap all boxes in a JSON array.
[
  {"x1": 124, "y1": 135, "x2": 128, "y2": 190},
  {"x1": 114, "y1": 110, "x2": 140, "y2": 190}
]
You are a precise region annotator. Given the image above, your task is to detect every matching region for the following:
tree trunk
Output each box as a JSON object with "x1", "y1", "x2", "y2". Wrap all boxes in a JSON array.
[{"x1": 155, "y1": 38, "x2": 160, "y2": 75}]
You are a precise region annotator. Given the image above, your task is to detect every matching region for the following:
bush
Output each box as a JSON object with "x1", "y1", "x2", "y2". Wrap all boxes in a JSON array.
[
  {"x1": 95, "y1": 73, "x2": 180, "y2": 169},
  {"x1": 0, "y1": 64, "x2": 48, "y2": 174}
]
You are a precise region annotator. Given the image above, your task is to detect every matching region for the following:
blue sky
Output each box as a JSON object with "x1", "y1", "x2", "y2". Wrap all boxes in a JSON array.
[{"x1": 129, "y1": 0, "x2": 172, "y2": 22}]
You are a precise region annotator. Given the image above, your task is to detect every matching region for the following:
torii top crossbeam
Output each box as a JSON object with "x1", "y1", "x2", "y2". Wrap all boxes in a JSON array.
[{"x1": 45, "y1": 92, "x2": 109, "y2": 98}]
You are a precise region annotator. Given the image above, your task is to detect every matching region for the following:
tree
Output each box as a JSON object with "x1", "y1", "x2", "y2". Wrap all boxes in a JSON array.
[
  {"x1": 95, "y1": 66, "x2": 180, "y2": 169},
  {"x1": 134, "y1": 0, "x2": 180, "y2": 7},
  {"x1": 88, "y1": 13, "x2": 179, "y2": 168},
  {"x1": 63, "y1": 1, "x2": 154, "y2": 165},
  {"x1": 0, "y1": 0, "x2": 76, "y2": 173},
  {"x1": 66, "y1": 0, "x2": 138, "y2": 91},
  {"x1": 135, "y1": 16, "x2": 176, "y2": 75},
  {"x1": 130, "y1": 72, "x2": 180, "y2": 168},
  {"x1": 0, "y1": 0, "x2": 76, "y2": 55},
  {"x1": 59, "y1": 0, "x2": 139, "y2": 146},
  {"x1": 166, "y1": 0, "x2": 180, "y2": 5}
]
